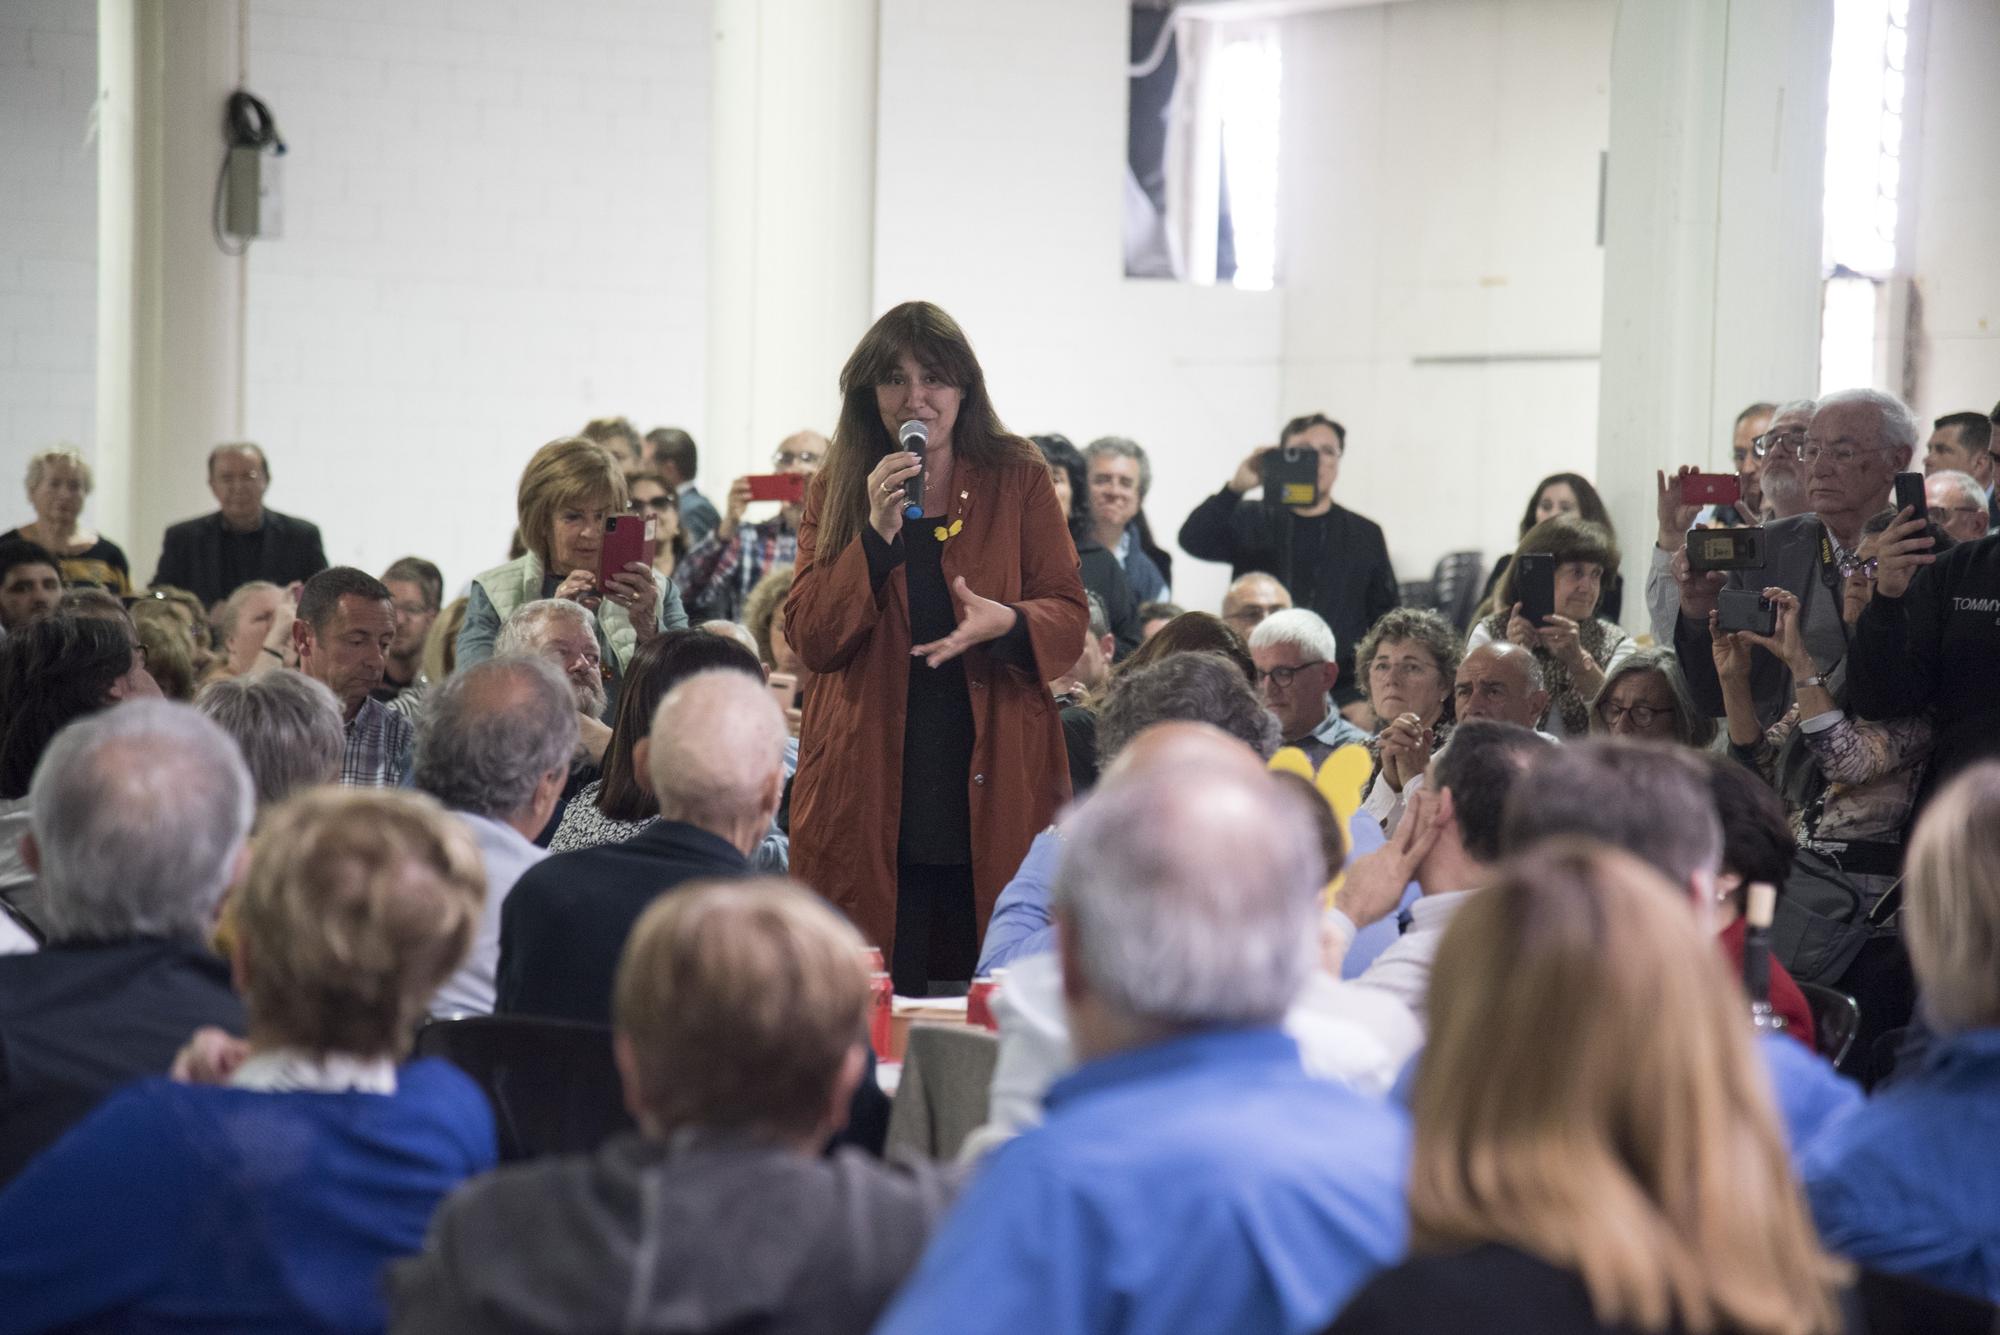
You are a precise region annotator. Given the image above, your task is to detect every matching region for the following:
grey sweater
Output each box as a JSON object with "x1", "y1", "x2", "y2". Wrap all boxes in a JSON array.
[{"x1": 390, "y1": 1132, "x2": 957, "y2": 1335}]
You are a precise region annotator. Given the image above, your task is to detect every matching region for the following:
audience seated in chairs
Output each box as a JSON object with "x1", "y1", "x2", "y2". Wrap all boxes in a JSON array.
[
  {"x1": 413, "y1": 656, "x2": 579, "y2": 1017},
  {"x1": 1326, "y1": 840, "x2": 1856, "y2": 1335},
  {"x1": 1135, "y1": 598, "x2": 1181, "y2": 641},
  {"x1": 1590, "y1": 645, "x2": 1717, "y2": 748},
  {"x1": 1450, "y1": 642, "x2": 1552, "y2": 735},
  {"x1": 292, "y1": 566, "x2": 415, "y2": 789},
  {"x1": 1356, "y1": 606, "x2": 1462, "y2": 831},
  {"x1": 1251, "y1": 608, "x2": 1373, "y2": 769},
  {"x1": 0, "y1": 702, "x2": 250, "y2": 1188},
  {"x1": 1475, "y1": 471, "x2": 1625, "y2": 624},
  {"x1": 391, "y1": 879, "x2": 953, "y2": 1333},
  {"x1": 0, "y1": 787, "x2": 493, "y2": 1332},
  {"x1": 1470, "y1": 514, "x2": 1632, "y2": 740},
  {"x1": 496, "y1": 669, "x2": 786, "y2": 1025},
  {"x1": 0, "y1": 538, "x2": 62, "y2": 637},
  {"x1": 195, "y1": 668, "x2": 345, "y2": 817},
  {"x1": 1499, "y1": 739, "x2": 1859, "y2": 1151}
]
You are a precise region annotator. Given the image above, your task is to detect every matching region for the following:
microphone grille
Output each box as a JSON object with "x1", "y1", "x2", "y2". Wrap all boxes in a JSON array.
[{"x1": 899, "y1": 419, "x2": 929, "y2": 448}]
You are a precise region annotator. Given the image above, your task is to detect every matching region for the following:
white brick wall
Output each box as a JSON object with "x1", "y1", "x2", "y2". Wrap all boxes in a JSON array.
[
  {"x1": 242, "y1": 0, "x2": 710, "y2": 595},
  {"x1": 0, "y1": 0, "x2": 98, "y2": 515}
]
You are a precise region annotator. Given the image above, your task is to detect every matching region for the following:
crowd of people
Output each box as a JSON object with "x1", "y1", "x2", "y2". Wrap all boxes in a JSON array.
[{"x1": 0, "y1": 298, "x2": 1998, "y2": 1333}]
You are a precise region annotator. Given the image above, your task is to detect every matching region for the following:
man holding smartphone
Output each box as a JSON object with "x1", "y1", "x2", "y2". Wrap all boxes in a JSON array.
[
  {"x1": 1673, "y1": 389, "x2": 1918, "y2": 726},
  {"x1": 674, "y1": 430, "x2": 825, "y2": 624}
]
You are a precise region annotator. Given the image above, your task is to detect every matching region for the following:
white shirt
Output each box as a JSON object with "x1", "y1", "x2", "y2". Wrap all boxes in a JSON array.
[
  {"x1": 1346, "y1": 889, "x2": 1478, "y2": 1025},
  {"x1": 959, "y1": 949, "x2": 1423, "y2": 1162},
  {"x1": 430, "y1": 811, "x2": 549, "y2": 1017},
  {"x1": 231, "y1": 1048, "x2": 397, "y2": 1094}
]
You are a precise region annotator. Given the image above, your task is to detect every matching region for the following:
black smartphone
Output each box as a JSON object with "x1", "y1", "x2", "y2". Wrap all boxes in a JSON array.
[
  {"x1": 1515, "y1": 552, "x2": 1556, "y2": 625},
  {"x1": 1259, "y1": 447, "x2": 1320, "y2": 509},
  {"x1": 1685, "y1": 526, "x2": 1767, "y2": 573},
  {"x1": 1716, "y1": 587, "x2": 1776, "y2": 637},
  {"x1": 1893, "y1": 472, "x2": 1929, "y2": 525}
]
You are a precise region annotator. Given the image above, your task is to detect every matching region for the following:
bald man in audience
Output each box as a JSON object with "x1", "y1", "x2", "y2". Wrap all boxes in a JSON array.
[
  {"x1": 1450, "y1": 642, "x2": 1551, "y2": 731},
  {"x1": 879, "y1": 749, "x2": 1407, "y2": 1335},
  {"x1": 1926, "y1": 469, "x2": 1991, "y2": 545},
  {"x1": 495, "y1": 670, "x2": 787, "y2": 1023},
  {"x1": 1220, "y1": 571, "x2": 1291, "y2": 636}
]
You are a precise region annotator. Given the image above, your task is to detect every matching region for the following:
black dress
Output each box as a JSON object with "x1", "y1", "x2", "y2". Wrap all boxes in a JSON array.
[{"x1": 892, "y1": 521, "x2": 978, "y2": 995}]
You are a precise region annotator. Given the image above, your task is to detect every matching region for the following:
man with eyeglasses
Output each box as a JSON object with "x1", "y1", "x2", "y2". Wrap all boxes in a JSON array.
[
  {"x1": 1925, "y1": 471, "x2": 1992, "y2": 546},
  {"x1": 376, "y1": 555, "x2": 443, "y2": 713},
  {"x1": 1182, "y1": 413, "x2": 1399, "y2": 712},
  {"x1": 1673, "y1": 388, "x2": 1919, "y2": 728},
  {"x1": 1644, "y1": 400, "x2": 1815, "y2": 646},
  {"x1": 153, "y1": 443, "x2": 328, "y2": 610},
  {"x1": 1248, "y1": 609, "x2": 1370, "y2": 770},
  {"x1": 1924, "y1": 411, "x2": 2000, "y2": 532},
  {"x1": 1724, "y1": 401, "x2": 1776, "y2": 523},
  {"x1": 674, "y1": 430, "x2": 825, "y2": 623}
]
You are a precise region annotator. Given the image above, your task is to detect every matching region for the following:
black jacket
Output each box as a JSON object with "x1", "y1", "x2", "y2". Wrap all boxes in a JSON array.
[
  {"x1": 1179, "y1": 489, "x2": 1398, "y2": 687},
  {"x1": 152, "y1": 508, "x2": 329, "y2": 607},
  {"x1": 1075, "y1": 536, "x2": 1142, "y2": 658},
  {"x1": 496, "y1": 821, "x2": 750, "y2": 1025},
  {"x1": 0, "y1": 938, "x2": 245, "y2": 1188}
]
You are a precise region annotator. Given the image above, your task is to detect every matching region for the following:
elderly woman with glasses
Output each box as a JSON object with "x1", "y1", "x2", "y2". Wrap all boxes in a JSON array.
[
  {"x1": 1470, "y1": 514, "x2": 1633, "y2": 739},
  {"x1": 1588, "y1": 646, "x2": 1716, "y2": 749},
  {"x1": 673, "y1": 431, "x2": 827, "y2": 624},
  {"x1": 1354, "y1": 607, "x2": 1462, "y2": 831},
  {"x1": 458, "y1": 436, "x2": 687, "y2": 722}
]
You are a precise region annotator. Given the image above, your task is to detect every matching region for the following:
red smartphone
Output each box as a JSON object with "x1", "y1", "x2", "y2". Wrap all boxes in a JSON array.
[
  {"x1": 598, "y1": 515, "x2": 657, "y2": 588},
  {"x1": 1680, "y1": 472, "x2": 1741, "y2": 506},
  {"x1": 746, "y1": 473, "x2": 806, "y2": 504}
]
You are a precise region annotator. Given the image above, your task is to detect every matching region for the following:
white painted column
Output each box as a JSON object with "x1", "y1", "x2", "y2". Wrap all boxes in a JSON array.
[
  {"x1": 1596, "y1": 0, "x2": 1832, "y2": 626},
  {"x1": 95, "y1": 0, "x2": 244, "y2": 586},
  {"x1": 705, "y1": 0, "x2": 879, "y2": 481}
]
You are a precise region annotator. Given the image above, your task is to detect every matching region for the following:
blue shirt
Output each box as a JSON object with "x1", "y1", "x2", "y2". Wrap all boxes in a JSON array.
[
  {"x1": 874, "y1": 1027, "x2": 1409, "y2": 1335},
  {"x1": 1338, "y1": 811, "x2": 1422, "y2": 979},
  {"x1": 1801, "y1": 1027, "x2": 2000, "y2": 1302},
  {"x1": 0, "y1": 1059, "x2": 496, "y2": 1333},
  {"x1": 977, "y1": 826, "x2": 1061, "y2": 973}
]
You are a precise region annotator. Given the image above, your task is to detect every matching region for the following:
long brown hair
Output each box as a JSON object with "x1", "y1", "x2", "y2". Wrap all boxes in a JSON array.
[
  {"x1": 595, "y1": 630, "x2": 765, "y2": 822},
  {"x1": 1413, "y1": 839, "x2": 1849, "y2": 1335},
  {"x1": 811, "y1": 301, "x2": 1040, "y2": 561}
]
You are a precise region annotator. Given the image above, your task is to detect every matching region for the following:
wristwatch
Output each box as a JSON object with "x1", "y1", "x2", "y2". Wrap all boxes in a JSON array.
[{"x1": 1797, "y1": 674, "x2": 1828, "y2": 689}]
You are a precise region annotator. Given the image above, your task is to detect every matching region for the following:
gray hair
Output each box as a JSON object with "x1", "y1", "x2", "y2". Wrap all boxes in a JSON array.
[
  {"x1": 415, "y1": 656, "x2": 579, "y2": 820},
  {"x1": 1097, "y1": 651, "x2": 1280, "y2": 766},
  {"x1": 1816, "y1": 387, "x2": 1920, "y2": 456},
  {"x1": 1589, "y1": 646, "x2": 1718, "y2": 749},
  {"x1": 1501, "y1": 737, "x2": 1723, "y2": 890},
  {"x1": 29, "y1": 700, "x2": 254, "y2": 943},
  {"x1": 1928, "y1": 468, "x2": 1989, "y2": 509},
  {"x1": 1248, "y1": 607, "x2": 1338, "y2": 664},
  {"x1": 496, "y1": 598, "x2": 593, "y2": 658},
  {"x1": 701, "y1": 619, "x2": 760, "y2": 656},
  {"x1": 196, "y1": 670, "x2": 345, "y2": 808},
  {"x1": 1771, "y1": 397, "x2": 1817, "y2": 422},
  {"x1": 26, "y1": 444, "x2": 92, "y2": 494},
  {"x1": 1083, "y1": 435, "x2": 1152, "y2": 498},
  {"x1": 1052, "y1": 768, "x2": 1321, "y2": 1025},
  {"x1": 216, "y1": 581, "x2": 281, "y2": 644},
  {"x1": 649, "y1": 670, "x2": 789, "y2": 832},
  {"x1": 1086, "y1": 592, "x2": 1110, "y2": 640}
]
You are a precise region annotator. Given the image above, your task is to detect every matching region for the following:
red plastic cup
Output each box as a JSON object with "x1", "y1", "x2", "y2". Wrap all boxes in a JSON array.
[
  {"x1": 966, "y1": 975, "x2": 1002, "y2": 1031},
  {"x1": 868, "y1": 972, "x2": 894, "y2": 1060}
]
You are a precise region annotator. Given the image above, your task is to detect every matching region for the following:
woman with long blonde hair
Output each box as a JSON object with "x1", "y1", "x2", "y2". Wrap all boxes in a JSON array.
[{"x1": 1327, "y1": 839, "x2": 1854, "y2": 1335}]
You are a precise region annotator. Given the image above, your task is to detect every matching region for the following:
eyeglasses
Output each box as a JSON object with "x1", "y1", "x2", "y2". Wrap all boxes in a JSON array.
[
  {"x1": 1837, "y1": 555, "x2": 1879, "y2": 580},
  {"x1": 1255, "y1": 660, "x2": 1324, "y2": 688},
  {"x1": 774, "y1": 451, "x2": 822, "y2": 469},
  {"x1": 1751, "y1": 429, "x2": 1808, "y2": 460},
  {"x1": 1599, "y1": 701, "x2": 1669, "y2": 727},
  {"x1": 1798, "y1": 438, "x2": 1877, "y2": 467},
  {"x1": 631, "y1": 496, "x2": 676, "y2": 513},
  {"x1": 1938, "y1": 504, "x2": 1987, "y2": 521}
]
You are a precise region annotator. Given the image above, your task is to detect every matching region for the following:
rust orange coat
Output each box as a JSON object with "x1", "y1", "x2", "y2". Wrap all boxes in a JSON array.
[{"x1": 785, "y1": 454, "x2": 1088, "y2": 956}]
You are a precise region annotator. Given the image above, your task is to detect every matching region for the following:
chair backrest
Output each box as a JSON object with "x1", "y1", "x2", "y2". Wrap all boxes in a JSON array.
[
  {"x1": 1430, "y1": 551, "x2": 1486, "y2": 631},
  {"x1": 884, "y1": 1023, "x2": 999, "y2": 1161},
  {"x1": 1398, "y1": 579, "x2": 1436, "y2": 610},
  {"x1": 1795, "y1": 980, "x2": 1862, "y2": 1069},
  {"x1": 414, "y1": 1014, "x2": 633, "y2": 1162}
]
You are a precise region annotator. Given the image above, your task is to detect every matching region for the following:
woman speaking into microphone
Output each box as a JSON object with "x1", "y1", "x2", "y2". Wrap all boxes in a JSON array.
[{"x1": 786, "y1": 302, "x2": 1087, "y2": 995}]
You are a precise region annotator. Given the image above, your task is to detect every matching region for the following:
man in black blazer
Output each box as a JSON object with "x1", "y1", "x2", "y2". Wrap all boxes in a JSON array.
[
  {"x1": 1179, "y1": 413, "x2": 1399, "y2": 710},
  {"x1": 152, "y1": 443, "x2": 328, "y2": 607},
  {"x1": 496, "y1": 669, "x2": 788, "y2": 1025}
]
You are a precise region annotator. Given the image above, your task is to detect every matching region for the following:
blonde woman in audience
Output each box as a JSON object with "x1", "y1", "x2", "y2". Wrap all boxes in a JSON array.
[
  {"x1": 0, "y1": 788, "x2": 496, "y2": 1332},
  {"x1": 0, "y1": 445, "x2": 131, "y2": 594},
  {"x1": 1327, "y1": 839, "x2": 1856, "y2": 1335},
  {"x1": 421, "y1": 594, "x2": 467, "y2": 683},
  {"x1": 458, "y1": 436, "x2": 686, "y2": 720},
  {"x1": 742, "y1": 563, "x2": 809, "y2": 731}
]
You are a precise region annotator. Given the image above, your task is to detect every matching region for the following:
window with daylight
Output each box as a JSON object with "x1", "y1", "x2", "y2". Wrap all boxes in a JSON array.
[
  {"x1": 1818, "y1": 0, "x2": 1913, "y2": 394},
  {"x1": 1124, "y1": 6, "x2": 1283, "y2": 290}
]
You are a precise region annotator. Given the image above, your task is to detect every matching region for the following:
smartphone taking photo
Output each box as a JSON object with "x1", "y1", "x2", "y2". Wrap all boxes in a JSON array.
[{"x1": 1515, "y1": 553, "x2": 1556, "y2": 626}]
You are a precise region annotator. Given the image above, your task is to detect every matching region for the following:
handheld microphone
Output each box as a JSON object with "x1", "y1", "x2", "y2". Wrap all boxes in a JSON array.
[{"x1": 899, "y1": 419, "x2": 929, "y2": 519}]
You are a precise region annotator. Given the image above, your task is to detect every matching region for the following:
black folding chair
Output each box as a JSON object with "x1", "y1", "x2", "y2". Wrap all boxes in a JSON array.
[
  {"x1": 413, "y1": 1014, "x2": 633, "y2": 1162},
  {"x1": 1429, "y1": 551, "x2": 1487, "y2": 632},
  {"x1": 1797, "y1": 980, "x2": 1862, "y2": 1068}
]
